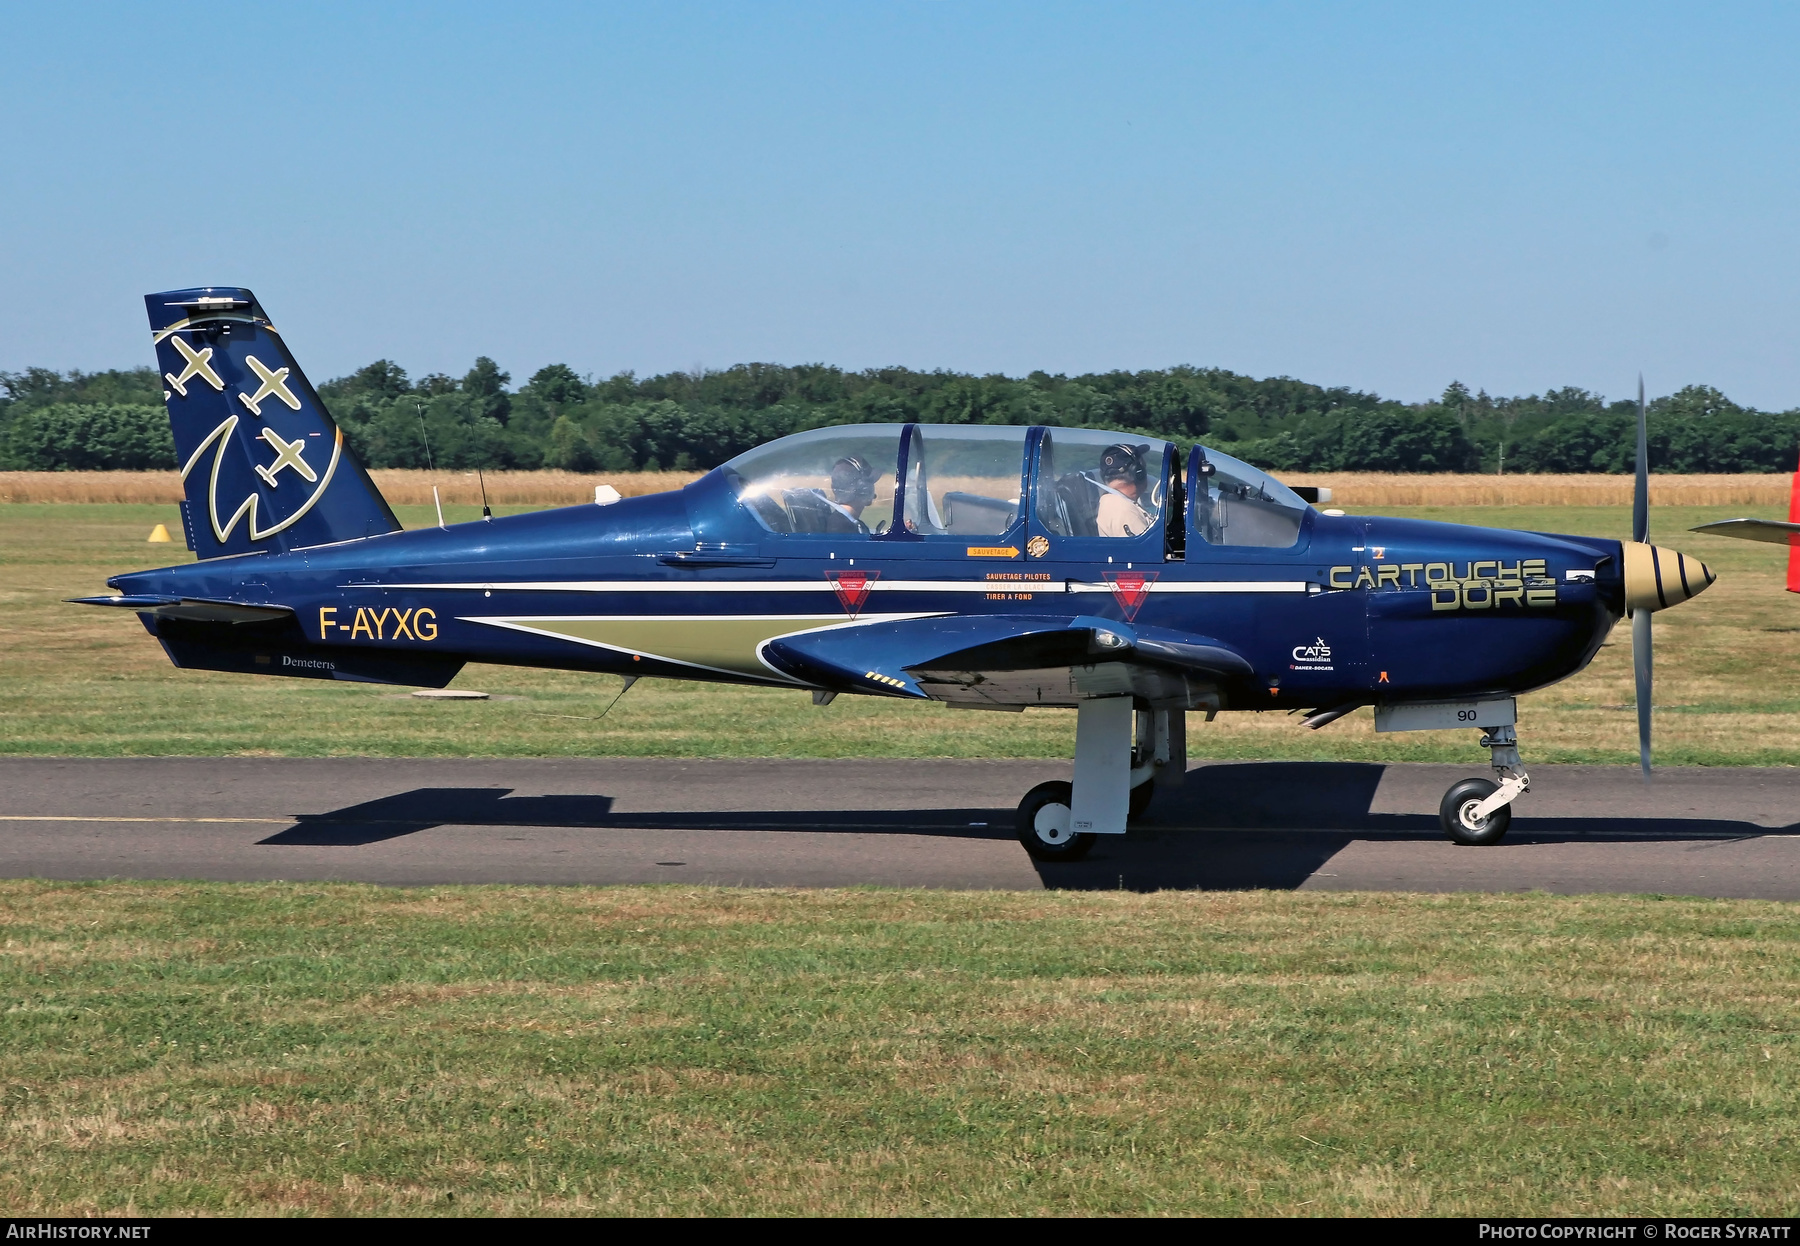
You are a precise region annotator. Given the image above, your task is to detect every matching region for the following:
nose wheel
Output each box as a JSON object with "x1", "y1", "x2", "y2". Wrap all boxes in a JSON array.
[
  {"x1": 1439, "y1": 778, "x2": 1512, "y2": 846},
  {"x1": 1016, "y1": 780, "x2": 1096, "y2": 861}
]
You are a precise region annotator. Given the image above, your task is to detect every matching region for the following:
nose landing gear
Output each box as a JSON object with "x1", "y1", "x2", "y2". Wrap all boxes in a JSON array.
[
  {"x1": 1439, "y1": 723, "x2": 1530, "y2": 846},
  {"x1": 1375, "y1": 699, "x2": 1530, "y2": 847}
]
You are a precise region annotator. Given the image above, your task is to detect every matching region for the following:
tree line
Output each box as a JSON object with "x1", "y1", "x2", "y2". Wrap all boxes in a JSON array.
[{"x1": 3, "y1": 359, "x2": 1798, "y2": 475}]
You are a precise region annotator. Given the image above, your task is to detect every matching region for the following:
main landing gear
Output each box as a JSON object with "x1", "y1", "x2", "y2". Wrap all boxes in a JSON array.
[
  {"x1": 1439, "y1": 724, "x2": 1529, "y2": 847},
  {"x1": 1017, "y1": 699, "x2": 1183, "y2": 861},
  {"x1": 1017, "y1": 780, "x2": 1087, "y2": 861}
]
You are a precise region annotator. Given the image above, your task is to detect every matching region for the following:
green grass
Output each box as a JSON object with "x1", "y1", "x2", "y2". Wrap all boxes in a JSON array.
[
  {"x1": 4, "y1": 499, "x2": 1798, "y2": 763},
  {"x1": 3, "y1": 882, "x2": 1797, "y2": 1216}
]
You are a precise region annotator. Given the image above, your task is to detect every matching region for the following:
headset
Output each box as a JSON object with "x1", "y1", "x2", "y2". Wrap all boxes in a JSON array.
[
  {"x1": 1100, "y1": 443, "x2": 1148, "y2": 493},
  {"x1": 830, "y1": 455, "x2": 877, "y2": 504}
]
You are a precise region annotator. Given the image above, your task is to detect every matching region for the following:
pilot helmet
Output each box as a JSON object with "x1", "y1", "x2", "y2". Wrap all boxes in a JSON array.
[
  {"x1": 1101, "y1": 443, "x2": 1147, "y2": 491},
  {"x1": 830, "y1": 454, "x2": 877, "y2": 502}
]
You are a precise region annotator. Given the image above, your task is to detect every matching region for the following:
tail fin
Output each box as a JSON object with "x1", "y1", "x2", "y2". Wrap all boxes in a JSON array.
[{"x1": 147, "y1": 287, "x2": 400, "y2": 558}]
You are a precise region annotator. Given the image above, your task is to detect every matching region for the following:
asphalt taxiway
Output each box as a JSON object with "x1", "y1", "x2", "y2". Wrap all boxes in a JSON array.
[{"x1": 3, "y1": 757, "x2": 1798, "y2": 897}]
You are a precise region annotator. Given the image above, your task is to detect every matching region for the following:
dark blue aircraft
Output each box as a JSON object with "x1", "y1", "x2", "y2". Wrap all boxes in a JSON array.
[{"x1": 80, "y1": 289, "x2": 1716, "y2": 859}]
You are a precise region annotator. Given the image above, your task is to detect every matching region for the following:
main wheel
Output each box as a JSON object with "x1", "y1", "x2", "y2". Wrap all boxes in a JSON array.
[
  {"x1": 1439, "y1": 777, "x2": 1512, "y2": 846},
  {"x1": 1016, "y1": 780, "x2": 1096, "y2": 861},
  {"x1": 1129, "y1": 777, "x2": 1156, "y2": 821}
]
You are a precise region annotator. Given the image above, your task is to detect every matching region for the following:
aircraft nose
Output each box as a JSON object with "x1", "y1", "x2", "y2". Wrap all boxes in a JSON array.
[{"x1": 1622, "y1": 541, "x2": 1715, "y2": 613}]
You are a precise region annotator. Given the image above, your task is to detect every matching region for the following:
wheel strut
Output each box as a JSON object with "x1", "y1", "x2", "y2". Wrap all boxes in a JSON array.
[{"x1": 1469, "y1": 724, "x2": 1529, "y2": 822}]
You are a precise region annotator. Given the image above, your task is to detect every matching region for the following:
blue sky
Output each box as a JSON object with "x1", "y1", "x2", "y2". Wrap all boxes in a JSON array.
[{"x1": 3, "y1": 2, "x2": 1797, "y2": 406}]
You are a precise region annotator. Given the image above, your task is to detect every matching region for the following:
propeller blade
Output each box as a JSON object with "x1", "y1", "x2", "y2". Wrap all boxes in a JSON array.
[
  {"x1": 1633, "y1": 375, "x2": 1650, "y2": 544},
  {"x1": 1633, "y1": 606, "x2": 1653, "y2": 777}
]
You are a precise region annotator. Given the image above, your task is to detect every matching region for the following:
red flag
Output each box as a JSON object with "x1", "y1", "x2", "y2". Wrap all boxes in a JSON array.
[
  {"x1": 825, "y1": 570, "x2": 879, "y2": 618},
  {"x1": 1103, "y1": 571, "x2": 1157, "y2": 621},
  {"x1": 1788, "y1": 454, "x2": 1800, "y2": 594}
]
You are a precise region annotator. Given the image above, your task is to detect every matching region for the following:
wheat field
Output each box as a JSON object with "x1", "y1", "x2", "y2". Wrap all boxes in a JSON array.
[
  {"x1": 1, "y1": 468, "x2": 1792, "y2": 508},
  {"x1": 1283, "y1": 473, "x2": 1795, "y2": 507}
]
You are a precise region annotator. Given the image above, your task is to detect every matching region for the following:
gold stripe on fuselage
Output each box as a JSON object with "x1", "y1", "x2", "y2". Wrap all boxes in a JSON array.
[{"x1": 468, "y1": 613, "x2": 942, "y2": 680}]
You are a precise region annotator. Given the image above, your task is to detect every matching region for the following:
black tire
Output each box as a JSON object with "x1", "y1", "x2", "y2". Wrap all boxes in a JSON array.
[
  {"x1": 1016, "y1": 780, "x2": 1096, "y2": 861},
  {"x1": 1439, "y1": 777, "x2": 1512, "y2": 846},
  {"x1": 1129, "y1": 778, "x2": 1155, "y2": 821}
]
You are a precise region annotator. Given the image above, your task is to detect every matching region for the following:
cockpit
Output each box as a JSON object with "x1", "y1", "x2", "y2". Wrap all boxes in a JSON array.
[
  {"x1": 1034, "y1": 428, "x2": 1167, "y2": 540},
  {"x1": 717, "y1": 423, "x2": 1311, "y2": 552}
]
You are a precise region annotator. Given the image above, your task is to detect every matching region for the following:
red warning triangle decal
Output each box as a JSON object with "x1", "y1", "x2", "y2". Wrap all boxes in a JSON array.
[
  {"x1": 825, "y1": 570, "x2": 880, "y2": 619},
  {"x1": 1103, "y1": 570, "x2": 1157, "y2": 621}
]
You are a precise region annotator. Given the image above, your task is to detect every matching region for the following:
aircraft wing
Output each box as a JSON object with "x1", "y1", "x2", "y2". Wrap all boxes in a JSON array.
[
  {"x1": 1689, "y1": 519, "x2": 1800, "y2": 545},
  {"x1": 761, "y1": 614, "x2": 1252, "y2": 709}
]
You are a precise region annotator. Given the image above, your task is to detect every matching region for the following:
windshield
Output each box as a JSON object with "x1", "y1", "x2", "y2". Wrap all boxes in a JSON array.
[{"x1": 1191, "y1": 446, "x2": 1309, "y2": 548}]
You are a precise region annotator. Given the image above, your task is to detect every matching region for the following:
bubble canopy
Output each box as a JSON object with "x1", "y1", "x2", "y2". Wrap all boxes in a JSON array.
[
  {"x1": 722, "y1": 424, "x2": 1061, "y2": 539},
  {"x1": 717, "y1": 423, "x2": 1306, "y2": 545},
  {"x1": 720, "y1": 425, "x2": 904, "y2": 536}
]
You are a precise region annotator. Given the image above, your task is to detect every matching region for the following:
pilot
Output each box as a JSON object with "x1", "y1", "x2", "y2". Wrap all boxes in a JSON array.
[
  {"x1": 1096, "y1": 443, "x2": 1156, "y2": 538},
  {"x1": 827, "y1": 455, "x2": 879, "y2": 532}
]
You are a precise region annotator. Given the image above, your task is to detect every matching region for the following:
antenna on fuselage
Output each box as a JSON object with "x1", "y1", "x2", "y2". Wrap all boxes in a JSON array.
[
  {"x1": 478, "y1": 466, "x2": 492, "y2": 521},
  {"x1": 417, "y1": 402, "x2": 445, "y2": 530},
  {"x1": 415, "y1": 401, "x2": 435, "y2": 473},
  {"x1": 595, "y1": 675, "x2": 638, "y2": 721}
]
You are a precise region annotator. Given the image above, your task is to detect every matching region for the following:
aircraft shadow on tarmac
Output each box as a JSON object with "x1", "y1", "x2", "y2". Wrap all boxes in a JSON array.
[
  {"x1": 260, "y1": 788, "x2": 1016, "y2": 848},
  {"x1": 259, "y1": 762, "x2": 1800, "y2": 892}
]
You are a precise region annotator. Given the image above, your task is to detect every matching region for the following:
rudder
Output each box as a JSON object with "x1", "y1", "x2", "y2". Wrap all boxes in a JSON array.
[{"x1": 148, "y1": 287, "x2": 400, "y2": 558}]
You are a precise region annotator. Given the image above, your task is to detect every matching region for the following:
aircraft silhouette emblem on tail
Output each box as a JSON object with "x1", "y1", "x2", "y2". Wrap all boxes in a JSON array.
[
  {"x1": 164, "y1": 335, "x2": 224, "y2": 397},
  {"x1": 254, "y1": 427, "x2": 319, "y2": 488},
  {"x1": 179, "y1": 414, "x2": 344, "y2": 544},
  {"x1": 237, "y1": 355, "x2": 302, "y2": 417}
]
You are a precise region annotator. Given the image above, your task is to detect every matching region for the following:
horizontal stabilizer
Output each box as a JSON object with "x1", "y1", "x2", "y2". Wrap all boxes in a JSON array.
[{"x1": 69, "y1": 595, "x2": 293, "y2": 624}]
